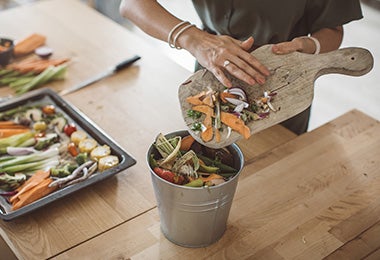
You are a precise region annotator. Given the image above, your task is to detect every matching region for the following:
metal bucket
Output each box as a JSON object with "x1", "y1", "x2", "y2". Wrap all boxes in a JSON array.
[{"x1": 147, "y1": 130, "x2": 244, "y2": 247}]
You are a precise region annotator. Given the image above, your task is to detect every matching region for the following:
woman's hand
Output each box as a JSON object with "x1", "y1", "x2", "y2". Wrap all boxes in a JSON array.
[
  {"x1": 271, "y1": 37, "x2": 317, "y2": 55},
  {"x1": 181, "y1": 32, "x2": 270, "y2": 88},
  {"x1": 272, "y1": 26, "x2": 343, "y2": 55}
]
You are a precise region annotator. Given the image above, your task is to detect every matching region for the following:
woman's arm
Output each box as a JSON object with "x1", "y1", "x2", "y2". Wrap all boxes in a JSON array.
[{"x1": 119, "y1": 0, "x2": 270, "y2": 88}]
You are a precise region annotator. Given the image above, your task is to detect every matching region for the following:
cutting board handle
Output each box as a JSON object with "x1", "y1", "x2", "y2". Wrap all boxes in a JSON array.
[{"x1": 314, "y1": 47, "x2": 374, "y2": 79}]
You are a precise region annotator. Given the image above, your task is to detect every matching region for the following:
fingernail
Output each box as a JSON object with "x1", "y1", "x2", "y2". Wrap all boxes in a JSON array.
[
  {"x1": 257, "y1": 77, "x2": 265, "y2": 85},
  {"x1": 249, "y1": 78, "x2": 256, "y2": 85}
]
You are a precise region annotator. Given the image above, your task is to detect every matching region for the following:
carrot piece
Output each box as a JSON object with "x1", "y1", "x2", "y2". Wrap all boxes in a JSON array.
[
  {"x1": 192, "y1": 105, "x2": 214, "y2": 117},
  {"x1": 8, "y1": 58, "x2": 70, "y2": 73},
  {"x1": 203, "y1": 112, "x2": 213, "y2": 128},
  {"x1": 186, "y1": 91, "x2": 206, "y2": 106},
  {"x1": 0, "y1": 121, "x2": 19, "y2": 126},
  {"x1": 180, "y1": 135, "x2": 195, "y2": 151},
  {"x1": 10, "y1": 170, "x2": 51, "y2": 204},
  {"x1": 11, "y1": 178, "x2": 57, "y2": 210},
  {"x1": 202, "y1": 93, "x2": 214, "y2": 107},
  {"x1": 13, "y1": 33, "x2": 46, "y2": 56},
  {"x1": 0, "y1": 121, "x2": 28, "y2": 129},
  {"x1": 219, "y1": 92, "x2": 238, "y2": 103},
  {"x1": 0, "y1": 129, "x2": 30, "y2": 138},
  {"x1": 201, "y1": 173, "x2": 224, "y2": 182},
  {"x1": 201, "y1": 126, "x2": 213, "y2": 142},
  {"x1": 0, "y1": 125, "x2": 29, "y2": 129},
  {"x1": 220, "y1": 112, "x2": 251, "y2": 139}
]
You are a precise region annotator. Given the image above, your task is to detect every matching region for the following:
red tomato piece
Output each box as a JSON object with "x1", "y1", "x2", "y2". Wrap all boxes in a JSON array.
[
  {"x1": 64, "y1": 123, "x2": 77, "y2": 137},
  {"x1": 153, "y1": 167, "x2": 175, "y2": 183}
]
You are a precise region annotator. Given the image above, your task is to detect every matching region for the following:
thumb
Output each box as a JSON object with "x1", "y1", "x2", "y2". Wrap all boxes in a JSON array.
[{"x1": 241, "y1": 36, "x2": 254, "y2": 51}]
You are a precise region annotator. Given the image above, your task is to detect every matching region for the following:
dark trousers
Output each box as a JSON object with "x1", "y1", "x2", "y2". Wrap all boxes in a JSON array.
[{"x1": 280, "y1": 106, "x2": 310, "y2": 135}]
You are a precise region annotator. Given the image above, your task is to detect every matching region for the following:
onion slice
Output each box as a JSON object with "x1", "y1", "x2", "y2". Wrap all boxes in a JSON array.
[{"x1": 226, "y1": 87, "x2": 247, "y2": 101}]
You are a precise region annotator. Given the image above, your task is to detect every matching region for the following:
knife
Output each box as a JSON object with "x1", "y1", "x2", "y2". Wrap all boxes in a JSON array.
[{"x1": 60, "y1": 55, "x2": 141, "y2": 96}]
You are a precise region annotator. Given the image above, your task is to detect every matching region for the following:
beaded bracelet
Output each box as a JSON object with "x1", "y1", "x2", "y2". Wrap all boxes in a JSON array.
[
  {"x1": 301, "y1": 36, "x2": 321, "y2": 55},
  {"x1": 167, "y1": 21, "x2": 189, "y2": 48}
]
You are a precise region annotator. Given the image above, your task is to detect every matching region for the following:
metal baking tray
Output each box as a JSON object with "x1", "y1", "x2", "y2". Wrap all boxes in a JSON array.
[{"x1": 0, "y1": 88, "x2": 136, "y2": 220}]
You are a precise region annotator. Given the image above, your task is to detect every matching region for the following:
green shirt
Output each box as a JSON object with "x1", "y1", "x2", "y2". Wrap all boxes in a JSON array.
[{"x1": 191, "y1": 0, "x2": 363, "y2": 46}]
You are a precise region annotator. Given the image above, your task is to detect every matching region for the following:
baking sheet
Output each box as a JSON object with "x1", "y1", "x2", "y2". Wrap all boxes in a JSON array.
[{"x1": 0, "y1": 88, "x2": 136, "y2": 220}]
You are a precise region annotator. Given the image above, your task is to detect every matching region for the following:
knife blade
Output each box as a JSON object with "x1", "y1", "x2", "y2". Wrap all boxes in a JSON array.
[{"x1": 60, "y1": 55, "x2": 141, "y2": 96}]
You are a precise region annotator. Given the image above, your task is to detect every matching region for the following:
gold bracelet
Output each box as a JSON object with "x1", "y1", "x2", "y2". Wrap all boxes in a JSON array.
[
  {"x1": 172, "y1": 24, "x2": 196, "y2": 49},
  {"x1": 167, "y1": 21, "x2": 189, "y2": 48}
]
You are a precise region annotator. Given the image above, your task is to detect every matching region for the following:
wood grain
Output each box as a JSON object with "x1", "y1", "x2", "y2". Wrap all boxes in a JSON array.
[
  {"x1": 52, "y1": 110, "x2": 380, "y2": 260},
  {"x1": 0, "y1": 0, "x2": 189, "y2": 259},
  {"x1": 1, "y1": 1, "x2": 378, "y2": 259},
  {"x1": 178, "y1": 45, "x2": 374, "y2": 148}
]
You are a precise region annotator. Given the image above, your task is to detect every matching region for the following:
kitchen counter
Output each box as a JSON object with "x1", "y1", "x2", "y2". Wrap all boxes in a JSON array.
[{"x1": 0, "y1": 1, "x2": 379, "y2": 259}]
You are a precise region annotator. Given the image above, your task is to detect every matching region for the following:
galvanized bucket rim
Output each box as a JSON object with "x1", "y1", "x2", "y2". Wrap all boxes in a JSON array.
[{"x1": 146, "y1": 130, "x2": 244, "y2": 190}]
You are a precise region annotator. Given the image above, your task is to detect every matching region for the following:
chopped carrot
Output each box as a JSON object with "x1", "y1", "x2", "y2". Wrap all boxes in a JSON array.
[
  {"x1": 8, "y1": 58, "x2": 70, "y2": 74},
  {"x1": 219, "y1": 92, "x2": 238, "y2": 103},
  {"x1": 0, "y1": 121, "x2": 28, "y2": 129},
  {"x1": 201, "y1": 126, "x2": 213, "y2": 142},
  {"x1": 0, "y1": 121, "x2": 19, "y2": 126},
  {"x1": 11, "y1": 178, "x2": 57, "y2": 211},
  {"x1": 0, "y1": 129, "x2": 30, "y2": 138},
  {"x1": 203, "y1": 112, "x2": 213, "y2": 128},
  {"x1": 201, "y1": 173, "x2": 224, "y2": 183},
  {"x1": 186, "y1": 91, "x2": 206, "y2": 106},
  {"x1": 13, "y1": 33, "x2": 46, "y2": 56},
  {"x1": 180, "y1": 135, "x2": 195, "y2": 151},
  {"x1": 10, "y1": 170, "x2": 51, "y2": 204},
  {"x1": 192, "y1": 105, "x2": 214, "y2": 117},
  {"x1": 220, "y1": 111, "x2": 251, "y2": 139},
  {"x1": 202, "y1": 93, "x2": 214, "y2": 107}
]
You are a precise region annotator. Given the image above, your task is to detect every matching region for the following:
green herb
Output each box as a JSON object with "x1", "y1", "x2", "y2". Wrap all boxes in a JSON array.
[
  {"x1": 191, "y1": 122, "x2": 202, "y2": 132},
  {"x1": 187, "y1": 109, "x2": 202, "y2": 119}
]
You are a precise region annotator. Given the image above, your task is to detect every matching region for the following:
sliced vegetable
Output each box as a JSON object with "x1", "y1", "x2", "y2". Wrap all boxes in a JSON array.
[
  {"x1": 78, "y1": 138, "x2": 97, "y2": 153},
  {"x1": 179, "y1": 135, "x2": 195, "y2": 151},
  {"x1": 63, "y1": 123, "x2": 77, "y2": 137},
  {"x1": 67, "y1": 142, "x2": 78, "y2": 157},
  {"x1": 153, "y1": 167, "x2": 175, "y2": 183},
  {"x1": 90, "y1": 145, "x2": 111, "y2": 161},
  {"x1": 50, "y1": 117, "x2": 67, "y2": 132},
  {"x1": 0, "y1": 173, "x2": 26, "y2": 191},
  {"x1": 0, "y1": 128, "x2": 30, "y2": 138},
  {"x1": 12, "y1": 178, "x2": 57, "y2": 210},
  {"x1": 13, "y1": 33, "x2": 46, "y2": 57},
  {"x1": 14, "y1": 64, "x2": 67, "y2": 94},
  {"x1": 98, "y1": 155, "x2": 119, "y2": 171},
  {"x1": 70, "y1": 130, "x2": 87, "y2": 145},
  {"x1": 9, "y1": 170, "x2": 50, "y2": 203}
]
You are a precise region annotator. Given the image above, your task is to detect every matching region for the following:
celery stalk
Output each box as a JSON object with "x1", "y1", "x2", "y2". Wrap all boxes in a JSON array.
[{"x1": 0, "y1": 132, "x2": 34, "y2": 149}]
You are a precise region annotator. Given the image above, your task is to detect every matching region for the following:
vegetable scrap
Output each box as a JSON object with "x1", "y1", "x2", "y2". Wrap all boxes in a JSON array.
[
  {"x1": 0, "y1": 33, "x2": 70, "y2": 94},
  {"x1": 186, "y1": 87, "x2": 278, "y2": 142},
  {"x1": 0, "y1": 103, "x2": 120, "y2": 211},
  {"x1": 13, "y1": 33, "x2": 46, "y2": 57},
  {"x1": 149, "y1": 133, "x2": 239, "y2": 187}
]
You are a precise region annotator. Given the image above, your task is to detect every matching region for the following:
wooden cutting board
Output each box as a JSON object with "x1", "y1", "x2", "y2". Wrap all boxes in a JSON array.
[{"x1": 178, "y1": 45, "x2": 374, "y2": 148}]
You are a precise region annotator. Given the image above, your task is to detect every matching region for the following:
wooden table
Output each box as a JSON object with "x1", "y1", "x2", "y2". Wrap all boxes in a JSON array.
[{"x1": 0, "y1": 1, "x2": 379, "y2": 259}]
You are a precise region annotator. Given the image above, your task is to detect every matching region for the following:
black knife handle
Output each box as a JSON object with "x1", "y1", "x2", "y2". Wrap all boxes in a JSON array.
[{"x1": 114, "y1": 55, "x2": 141, "y2": 72}]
